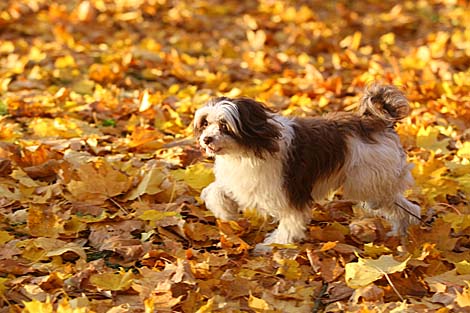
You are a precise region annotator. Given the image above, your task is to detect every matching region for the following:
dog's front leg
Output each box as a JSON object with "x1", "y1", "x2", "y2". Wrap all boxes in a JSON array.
[
  {"x1": 201, "y1": 182, "x2": 239, "y2": 221},
  {"x1": 253, "y1": 210, "x2": 310, "y2": 254},
  {"x1": 263, "y1": 210, "x2": 310, "y2": 245}
]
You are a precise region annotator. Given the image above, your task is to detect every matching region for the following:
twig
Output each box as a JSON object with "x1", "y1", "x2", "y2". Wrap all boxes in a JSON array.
[
  {"x1": 109, "y1": 197, "x2": 129, "y2": 215},
  {"x1": 434, "y1": 202, "x2": 462, "y2": 215},
  {"x1": 382, "y1": 271, "x2": 404, "y2": 302},
  {"x1": 394, "y1": 201, "x2": 423, "y2": 222},
  {"x1": 162, "y1": 138, "x2": 194, "y2": 148},
  {"x1": 313, "y1": 282, "x2": 328, "y2": 313}
]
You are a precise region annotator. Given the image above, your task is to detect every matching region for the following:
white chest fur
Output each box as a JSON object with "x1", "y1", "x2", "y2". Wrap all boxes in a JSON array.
[{"x1": 214, "y1": 154, "x2": 288, "y2": 218}]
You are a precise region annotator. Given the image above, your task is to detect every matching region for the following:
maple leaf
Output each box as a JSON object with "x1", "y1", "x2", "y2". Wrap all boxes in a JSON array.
[
  {"x1": 22, "y1": 297, "x2": 53, "y2": 313},
  {"x1": 248, "y1": 293, "x2": 272, "y2": 311},
  {"x1": 27, "y1": 204, "x2": 64, "y2": 238},
  {"x1": 456, "y1": 284, "x2": 470, "y2": 308},
  {"x1": 66, "y1": 160, "x2": 131, "y2": 204},
  {"x1": 90, "y1": 269, "x2": 136, "y2": 291},
  {"x1": 171, "y1": 163, "x2": 214, "y2": 192},
  {"x1": 416, "y1": 125, "x2": 450, "y2": 153},
  {"x1": 0, "y1": 230, "x2": 13, "y2": 245},
  {"x1": 125, "y1": 165, "x2": 166, "y2": 200},
  {"x1": 345, "y1": 254, "x2": 410, "y2": 288}
]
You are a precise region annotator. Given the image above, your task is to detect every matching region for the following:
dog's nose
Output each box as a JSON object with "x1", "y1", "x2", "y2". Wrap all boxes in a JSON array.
[{"x1": 203, "y1": 136, "x2": 213, "y2": 144}]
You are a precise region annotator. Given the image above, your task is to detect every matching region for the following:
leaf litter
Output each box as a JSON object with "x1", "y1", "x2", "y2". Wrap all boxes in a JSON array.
[{"x1": 0, "y1": 0, "x2": 470, "y2": 312}]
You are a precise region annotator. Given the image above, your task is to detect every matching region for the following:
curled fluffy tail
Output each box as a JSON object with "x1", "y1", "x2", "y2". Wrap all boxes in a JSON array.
[{"x1": 358, "y1": 84, "x2": 410, "y2": 122}]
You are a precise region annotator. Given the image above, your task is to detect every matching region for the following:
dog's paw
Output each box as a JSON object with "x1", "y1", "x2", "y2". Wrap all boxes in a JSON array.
[
  {"x1": 252, "y1": 243, "x2": 273, "y2": 255},
  {"x1": 200, "y1": 184, "x2": 212, "y2": 202},
  {"x1": 214, "y1": 211, "x2": 238, "y2": 221},
  {"x1": 349, "y1": 218, "x2": 387, "y2": 242}
]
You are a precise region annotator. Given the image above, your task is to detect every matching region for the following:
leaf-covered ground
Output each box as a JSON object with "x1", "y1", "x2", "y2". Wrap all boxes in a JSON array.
[{"x1": 1, "y1": 0, "x2": 470, "y2": 312}]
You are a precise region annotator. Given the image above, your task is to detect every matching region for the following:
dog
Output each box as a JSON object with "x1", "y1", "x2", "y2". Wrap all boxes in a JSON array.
[{"x1": 194, "y1": 84, "x2": 420, "y2": 247}]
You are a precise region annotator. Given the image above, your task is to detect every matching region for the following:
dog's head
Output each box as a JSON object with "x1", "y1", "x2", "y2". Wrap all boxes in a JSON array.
[{"x1": 193, "y1": 97, "x2": 281, "y2": 158}]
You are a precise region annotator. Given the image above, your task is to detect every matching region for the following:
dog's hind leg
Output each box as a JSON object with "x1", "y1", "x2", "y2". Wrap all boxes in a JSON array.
[
  {"x1": 344, "y1": 137, "x2": 421, "y2": 236},
  {"x1": 385, "y1": 195, "x2": 421, "y2": 236},
  {"x1": 360, "y1": 196, "x2": 420, "y2": 235}
]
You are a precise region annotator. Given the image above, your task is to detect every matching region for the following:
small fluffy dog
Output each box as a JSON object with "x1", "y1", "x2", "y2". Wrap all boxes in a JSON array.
[{"x1": 194, "y1": 84, "x2": 420, "y2": 246}]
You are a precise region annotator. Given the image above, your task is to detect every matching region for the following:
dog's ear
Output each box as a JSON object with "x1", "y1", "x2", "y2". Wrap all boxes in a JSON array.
[
  {"x1": 193, "y1": 106, "x2": 211, "y2": 138},
  {"x1": 232, "y1": 98, "x2": 281, "y2": 157}
]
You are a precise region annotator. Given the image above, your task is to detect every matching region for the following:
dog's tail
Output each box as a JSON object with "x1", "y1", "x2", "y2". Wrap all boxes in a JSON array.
[{"x1": 358, "y1": 84, "x2": 410, "y2": 122}]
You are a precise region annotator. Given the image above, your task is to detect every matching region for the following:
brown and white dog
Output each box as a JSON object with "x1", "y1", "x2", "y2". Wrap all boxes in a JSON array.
[{"x1": 194, "y1": 85, "x2": 420, "y2": 247}]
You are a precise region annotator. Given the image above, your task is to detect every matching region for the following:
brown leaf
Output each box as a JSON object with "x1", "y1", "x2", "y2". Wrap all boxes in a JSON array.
[
  {"x1": 350, "y1": 284, "x2": 384, "y2": 304},
  {"x1": 23, "y1": 159, "x2": 61, "y2": 180},
  {"x1": 66, "y1": 160, "x2": 131, "y2": 204},
  {"x1": 0, "y1": 157, "x2": 12, "y2": 176}
]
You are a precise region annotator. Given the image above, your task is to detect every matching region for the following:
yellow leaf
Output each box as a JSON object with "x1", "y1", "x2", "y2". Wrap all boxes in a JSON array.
[
  {"x1": 90, "y1": 270, "x2": 135, "y2": 291},
  {"x1": 19, "y1": 238, "x2": 80, "y2": 262},
  {"x1": 340, "y1": 31, "x2": 362, "y2": 50},
  {"x1": 127, "y1": 127, "x2": 163, "y2": 149},
  {"x1": 55, "y1": 55, "x2": 76, "y2": 68},
  {"x1": 332, "y1": 53, "x2": 341, "y2": 70},
  {"x1": 138, "y1": 210, "x2": 179, "y2": 221},
  {"x1": 138, "y1": 210, "x2": 181, "y2": 227},
  {"x1": 457, "y1": 174, "x2": 470, "y2": 195},
  {"x1": 0, "y1": 41, "x2": 15, "y2": 54},
  {"x1": 195, "y1": 296, "x2": 221, "y2": 313},
  {"x1": 457, "y1": 141, "x2": 470, "y2": 159},
  {"x1": 23, "y1": 297, "x2": 53, "y2": 313},
  {"x1": 57, "y1": 298, "x2": 89, "y2": 313},
  {"x1": 0, "y1": 277, "x2": 8, "y2": 296},
  {"x1": 455, "y1": 260, "x2": 470, "y2": 275},
  {"x1": 27, "y1": 205, "x2": 64, "y2": 238},
  {"x1": 125, "y1": 166, "x2": 165, "y2": 200},
  {"x1": 0, "y1": 185, "x2": 21, "y2": 201},
  {"x1": 248, "y1": 293, "x2": 271, "y2": 311},
  {"x1": 247, "y1": 29, "x2": 266, "y2": 50},
  {"x1": 275, "y1": 259, "x2": 302, "y2": 280},
  {"x1": 456, "y1": 284, "x2": 470, "y2": 308},
  {"x1": 320, "y1": 241, "x2": 337, "y2": 252},
  {"x1": 363, "y1": 243, "x2": 392, "y2": 258},
  {"x1": 28, "y1": 117, "x2": 101, "y2": 138},
  {"x1": 72, "y1": 79, "x2": 95, "y2": 94},
  {"x1": 66, "y1": 160, "x2": 131, "y2": 204},
  {"x1": 442, "y1": 213, "x2": 470, "y2": 233},
  {"x1": 0, "y1": 230, "x2": 13, "y2": 245},
  {"x1": 171, "y1": 163, "x2": 214, "y2": 192},
  {"x1": 139, "y1": 89, "x2": 151, "y2": 112},
  {"x1": 11, "y1": 169, "x2": 42, "y2": 188},
  {"x1": 390, "y1": 302, "x2": 410, "y2": 313},
  {"x1": 345, "y1": 254, "x2": 410, "y2": 288},
  {"x1": 416, "y1": 126, "x2": 449, "y2": 153},
  {"x1": 380, "y1": 32, "x2": 395, "y2": 50}
]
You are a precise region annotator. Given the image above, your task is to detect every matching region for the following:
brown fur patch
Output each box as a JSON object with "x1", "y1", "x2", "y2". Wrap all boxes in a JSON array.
[
  {"x1": 193, "y1": 114, "x2": 208, "y2": 138},
  {"x1": 283, "y1": 113, "x2": 389, "y2": 209},
  {"x1": 224, "y1": 97, "x2": 282, "y2": 158},
  {"x1": 359, "y1": 84, "x2": 409, "y2": 122}
]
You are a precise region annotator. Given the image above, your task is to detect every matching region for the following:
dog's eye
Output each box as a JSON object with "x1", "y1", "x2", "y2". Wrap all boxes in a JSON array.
[
  {"x1": 219, "y1": 121, "x2": 229, "y2": 132},
  {"x1": 200, "y1": 119, "x2": 208, "y2": 128}
]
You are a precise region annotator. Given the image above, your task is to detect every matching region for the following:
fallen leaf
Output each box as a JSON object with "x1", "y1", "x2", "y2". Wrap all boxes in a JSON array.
[
  {"x1": 171, "y1": 163, "x2": 214, "y2": 192},
  {"x1": 90, "y1": 269, "x2": 136, "y2": 291},
  {"x1": 345, "y1": 254, "x2": 410, "y2": 288},
  {"x1": 248, "y1": 293, "x2": 271, "y2": 311}
]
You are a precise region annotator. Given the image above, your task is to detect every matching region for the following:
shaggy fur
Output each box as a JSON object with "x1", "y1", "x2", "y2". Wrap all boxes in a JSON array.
[{"x1": 194, "y1": 84, "x2": 420, "y2": 247}]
